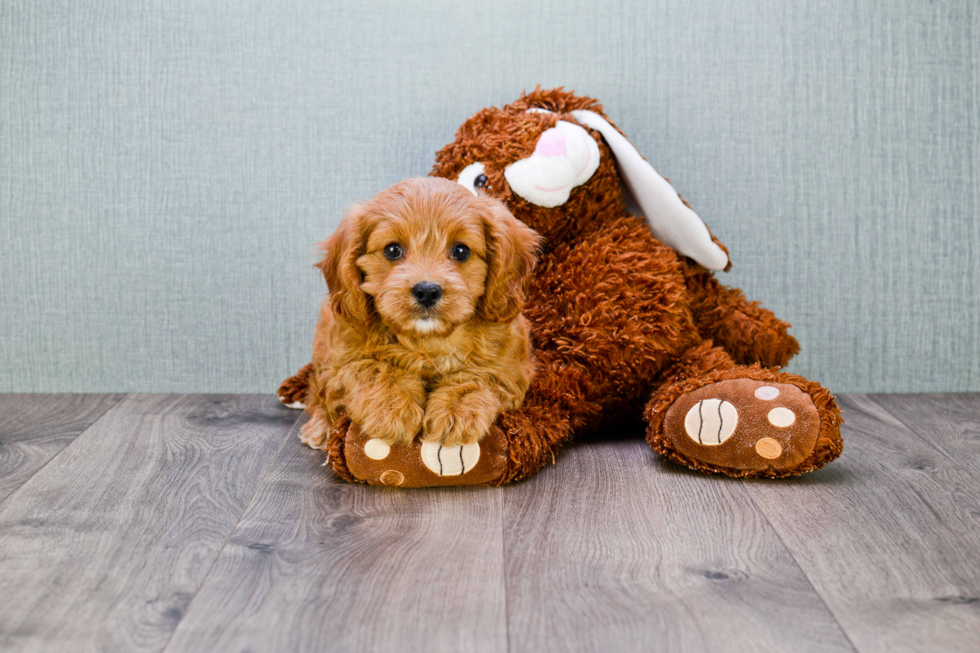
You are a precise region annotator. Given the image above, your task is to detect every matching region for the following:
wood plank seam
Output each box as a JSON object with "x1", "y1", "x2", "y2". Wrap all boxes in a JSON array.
[
  {"x1": 0, "y1": 394, "x2": 125, "y2": 510},
  {"x1": 499, "y1": 491, "x2": 512, "y2": 653},
  {"x1": 498, "y1": 436, "x2": 857, "y2": 652},
  {"x1": 157, "y1": 412, "x2": 305, "y2": 653},
  {"x1": 162, "y1": 437, "x2": 508, "y2": 651},
  {"x1": 743, "y1": 394, "x2": 980, "y2": 653},
  {"x1": 864, "y1": 395, "x2": 966, "y2": 469},
  {"x1": 740, "y1": 488, "x2": 861, "y2": 653},
  {"x1": 0, "y1": 394, "x2": 305, "y2": 651}
]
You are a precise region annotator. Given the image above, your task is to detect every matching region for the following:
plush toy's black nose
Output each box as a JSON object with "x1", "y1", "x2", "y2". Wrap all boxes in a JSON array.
[{"x1": 412, "y1": 282, "x2": 442, "y2": 308}]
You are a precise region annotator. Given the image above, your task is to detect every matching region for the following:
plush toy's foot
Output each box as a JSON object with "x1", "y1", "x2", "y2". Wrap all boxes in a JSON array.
[
  {"x1": 328, "y1": 420, "x2": 509, "y2": 487},
  {"x1": 318, "y1": 356, "x2": 583, "y2": 487},
  {"x1": 663, "y1": 379, "x2": 819, "y2": 471},
  {"x1": 646, "y1": 367, "x2": 843, "y2": 478},
  {"x1": 325, "y1": 410, "x2": 571, "y2": 487},
  {"x1": 277, "y1": 363, "x2": 312, "y2": 409}
]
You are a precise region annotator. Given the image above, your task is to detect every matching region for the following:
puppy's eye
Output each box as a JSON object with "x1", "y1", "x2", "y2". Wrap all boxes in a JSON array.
[
  {"x1": 474, "y1": 174, "x2": 488, "y2": 189},
  {"x1": 383, "y1": 243, "x2": 402, "y2": 261},
  {"x1": 451, "y1": 243, "x2": 470, "y2": 262}
]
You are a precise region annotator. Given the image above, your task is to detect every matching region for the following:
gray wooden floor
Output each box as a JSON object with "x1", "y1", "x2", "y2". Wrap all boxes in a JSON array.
[{"x1": 0, "y1": 394, "x2": 978, "y2": 653}]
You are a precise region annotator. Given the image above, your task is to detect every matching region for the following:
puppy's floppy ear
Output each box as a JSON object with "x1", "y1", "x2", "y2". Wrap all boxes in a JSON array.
[
  {"x1": 477, "y1": 201, "x2": 542, "y2": 323},
  {"x1": 317, "y1": 204, "x2": 371, "y2": 323}
]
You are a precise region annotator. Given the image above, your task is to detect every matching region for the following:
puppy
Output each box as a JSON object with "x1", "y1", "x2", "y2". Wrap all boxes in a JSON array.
[{"x1": 299, "y1": 177, "x2": 541, "y2": 451}]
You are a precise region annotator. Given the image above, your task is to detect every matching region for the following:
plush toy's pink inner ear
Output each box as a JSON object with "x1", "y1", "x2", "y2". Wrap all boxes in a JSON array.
[{"x1": 570, "y1": 110, "x2": 729, "y2": 271}]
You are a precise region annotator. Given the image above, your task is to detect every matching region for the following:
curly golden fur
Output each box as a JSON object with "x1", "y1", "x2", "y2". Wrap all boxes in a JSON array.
[{"x1": 299, "y1": 177, "x2": 541, "y2": 450}]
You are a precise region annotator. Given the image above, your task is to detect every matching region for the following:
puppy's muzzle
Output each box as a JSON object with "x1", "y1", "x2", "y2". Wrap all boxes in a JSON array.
[{"x1": 412, "y1": 281, "x2": 442, "y2": 309}]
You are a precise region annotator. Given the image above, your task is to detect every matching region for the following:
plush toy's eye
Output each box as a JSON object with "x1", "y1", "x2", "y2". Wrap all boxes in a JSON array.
[
  {"x1": 383, "y1": 243, "x2": 403, "y2": 261},
  {"x1": 451, "y1": 243, "x2": 470, "y2": 262},
  {"x1": 456, "y1": 162, "x2": 488, "y2": 196}
]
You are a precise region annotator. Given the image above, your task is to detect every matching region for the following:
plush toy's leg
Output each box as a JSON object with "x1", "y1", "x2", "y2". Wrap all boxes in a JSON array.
[
  {"x1": 645, "y1": 342, "x2": 843, "y2": 478},
  {"x1": 277, "y1": 363, "x2": 312, "y2": 409},
  {"x1": 683, "y1": 264, "x2": 800, "y2": 368},
  {"x1": 494, "y1": 353, "x2": 590, "y2": 483},
  {"x1": 523, "y1": 215, "x2": 701, "y2": 429},
  {"x1": 321, "y1": 352, "x2": 582, "y2": 487}
]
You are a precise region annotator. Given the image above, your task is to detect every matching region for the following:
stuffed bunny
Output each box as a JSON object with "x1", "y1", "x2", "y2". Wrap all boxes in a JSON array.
[{"x1": 280, "y1": 87, "x2": 842, "y2": 486}]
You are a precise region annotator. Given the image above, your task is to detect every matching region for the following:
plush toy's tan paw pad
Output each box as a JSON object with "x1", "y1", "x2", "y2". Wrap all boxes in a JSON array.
[
  {"x1": 343, "y1": 424, "x2": 507, "y2": 487},
  {"x1": 664, "y1": 380, "x2": 819, "y2": 471},
  {"x1": 420, "y1": 441, "x2": 481, "y2": 476}
]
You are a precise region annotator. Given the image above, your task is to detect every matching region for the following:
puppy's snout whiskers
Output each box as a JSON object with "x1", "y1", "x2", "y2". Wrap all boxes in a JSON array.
[{"x1": 412, "y1": 282, "x2": 442, "y2": 309}]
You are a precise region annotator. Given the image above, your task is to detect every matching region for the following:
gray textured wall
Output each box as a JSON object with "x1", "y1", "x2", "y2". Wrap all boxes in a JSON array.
[{"x1": 1, "y1": 0, "x2": 977, "y2": 393}]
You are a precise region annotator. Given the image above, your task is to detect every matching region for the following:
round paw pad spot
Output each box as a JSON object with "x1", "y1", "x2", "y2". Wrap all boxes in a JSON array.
[
  {"x1": 664, "y1": 380, "x2": 822, "y2": 473},
  {"x1": 767, "y1": 407, "x2": 796, "y2": 428},
  {"x1": 363, "y1": 438, "x2": 391, "y2": 460},
  {"x1": 754, "y1": 386, "x2": 780, "y2": 400},
  {"x1": 684, "y1": 399, "x2": 738, "y2": 446},
  {"x1": 755, "y1": 438, "x2": 783, "y2": 459},
  {"x1": 379, "y1": 470, "x2": 404, "y2": 486},
  {"x1": 420, "y1": 442, "x2": 481, "y2": 476}
]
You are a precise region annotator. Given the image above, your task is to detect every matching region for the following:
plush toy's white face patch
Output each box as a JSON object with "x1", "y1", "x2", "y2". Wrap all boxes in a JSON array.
[{"x1": 502, "y1": 120, "x2": 600, "y2": 208}]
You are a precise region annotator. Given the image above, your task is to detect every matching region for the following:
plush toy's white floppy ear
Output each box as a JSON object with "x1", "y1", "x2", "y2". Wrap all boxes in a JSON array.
[{"x1": 570, "y1": 110, "x2": 729, "y2": 271}]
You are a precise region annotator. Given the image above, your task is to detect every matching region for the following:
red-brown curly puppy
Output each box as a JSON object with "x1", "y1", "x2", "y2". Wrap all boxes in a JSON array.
[
  {"x1": 299, "y1": 177, "x2": 540, "y2": 452},
  {"x1": 283, "y1": 88, "x2": 843, "y2": 487}
]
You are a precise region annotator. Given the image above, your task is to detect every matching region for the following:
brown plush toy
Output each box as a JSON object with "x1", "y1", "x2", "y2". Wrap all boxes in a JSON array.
[{"x1": 279, "y1": 87, "x2": 843, "y2": 487}]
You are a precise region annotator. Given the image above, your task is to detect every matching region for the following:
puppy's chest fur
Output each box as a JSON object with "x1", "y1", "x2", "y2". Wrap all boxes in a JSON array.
[{"x1": 378, "y1": 324, "x2": 493, "y2": 384}]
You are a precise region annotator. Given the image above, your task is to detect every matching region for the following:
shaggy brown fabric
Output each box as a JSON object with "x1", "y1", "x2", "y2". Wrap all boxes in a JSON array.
[
  {"x1": 325, "y1": 414, "x2": 356, "y2": 483},
  {"x1": 277, "y1": 362, "x2": 312, "y2": 406},
  {"x1": 281, "y1": 86, "x2": 844, "y2": 483},
  {"x1": 683, "y1": 264, "x2": 800, "y2": 368}
]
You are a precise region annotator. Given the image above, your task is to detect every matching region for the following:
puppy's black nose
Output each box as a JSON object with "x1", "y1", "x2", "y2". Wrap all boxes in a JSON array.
[{"x1": 412, "y1": 282, "x2": 442, "y2": 308}]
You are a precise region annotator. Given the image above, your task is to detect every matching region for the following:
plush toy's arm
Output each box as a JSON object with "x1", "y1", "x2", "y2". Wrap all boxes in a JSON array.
[
  {"x1": 278, "y1": 362, "x2": 313, "y2": 408},
  {"x1": 683, "y1": 262, "x2": 800, "y2": 369}
]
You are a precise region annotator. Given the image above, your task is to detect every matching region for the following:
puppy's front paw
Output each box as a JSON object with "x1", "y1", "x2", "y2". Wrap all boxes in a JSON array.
[
  {"x1": 348, "y1": 389, "x2": 424, "y2": 447},
  {"x1": 423, "y1": 387, "x2": 500, "y2": 447},
  {"x1": 298, "y1": 410, "x2": 330, "y2": 450}
]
